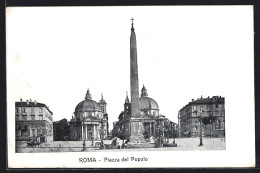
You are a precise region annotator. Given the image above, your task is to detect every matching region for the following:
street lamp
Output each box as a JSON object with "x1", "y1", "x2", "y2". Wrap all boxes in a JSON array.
[
  {"x1": 173, "y1": 123, "x2": 176, "y2": 145},
  {"x1": 194, "y1": 107, "x2": 204, "y2": 147}
]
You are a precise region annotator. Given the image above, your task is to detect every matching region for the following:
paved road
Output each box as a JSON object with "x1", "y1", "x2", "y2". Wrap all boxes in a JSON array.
[{"x1": 16, "y1": 137, "x2": 226, "y2": 153}]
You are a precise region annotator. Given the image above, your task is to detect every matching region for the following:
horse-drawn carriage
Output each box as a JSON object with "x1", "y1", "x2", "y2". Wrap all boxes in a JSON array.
[
  {"x1": 95, "y1": 137, "x2": 122, "y2": 149},
  {"x1": 27, "y1": 139, "x2": 41, "y2": 147}
]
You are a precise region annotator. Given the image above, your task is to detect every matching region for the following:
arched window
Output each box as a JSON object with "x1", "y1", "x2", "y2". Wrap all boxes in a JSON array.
[
  {"x1": 38, "y1": 126, "x2": 42, "y2": 136},
  {"x1": 16, "y1": 125, "x2": 22, "y2": 136},
  {"x1": 22, "y1": 125, "x2": 28, "y2": 137},
  {"x1": 31, "y1": 125, "x2": 37, "y2": 137},
  {"x1": 215, "y1": 120, "x2": 221, "y2": 129}
]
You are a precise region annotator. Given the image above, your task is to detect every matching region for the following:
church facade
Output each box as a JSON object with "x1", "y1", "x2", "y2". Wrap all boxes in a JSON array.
[
  {"x1": 112, "y1": 86, "x2": 177, "y2": 141},
  {"x1": 69, "y1": 89, "x2": 109, "y2": 141}
]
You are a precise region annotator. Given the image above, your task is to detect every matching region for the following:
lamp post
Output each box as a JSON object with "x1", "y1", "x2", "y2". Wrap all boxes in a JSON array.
[
  {"x1": 198, "y1": 115, "x2": 203, "y2": 146},
  {"x1": 194, "y1": 107, "x2": 204, "y2": 147},
  {"x1": 173, "y1": 123, "x2": 176, "y2": 145}
]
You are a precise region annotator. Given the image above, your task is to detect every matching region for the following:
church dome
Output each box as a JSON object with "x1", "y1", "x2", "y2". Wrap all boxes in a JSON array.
[
  {"x1": 75, "y1": 89, "x2": 102, "y2": 112},
  {"x1": 139, "y1": 96, "x2": 159, "y2": 110},
  {"x1": 139, "y1": 85, "x2": 159, "y2": 110},
  {"x1": 75, "y1": 100, "x2": 102, "y2": 112}
]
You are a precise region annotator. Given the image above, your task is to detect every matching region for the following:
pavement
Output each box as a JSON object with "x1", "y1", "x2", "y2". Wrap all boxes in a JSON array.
[{"x1": 16, "y1": 137, "x2": 226, "y2": 153}]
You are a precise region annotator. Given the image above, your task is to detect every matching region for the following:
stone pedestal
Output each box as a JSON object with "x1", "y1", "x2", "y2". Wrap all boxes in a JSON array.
[{"x1": 129, "y1": 118, "x2": 145, "y2": 143}]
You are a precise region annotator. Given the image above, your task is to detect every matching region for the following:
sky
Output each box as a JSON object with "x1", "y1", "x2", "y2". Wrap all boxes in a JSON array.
[{"x1": 7, "y1": 6, "x2": 253, "y2": 129}]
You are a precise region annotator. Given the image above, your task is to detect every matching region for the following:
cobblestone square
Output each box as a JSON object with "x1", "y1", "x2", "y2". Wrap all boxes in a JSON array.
[{"x1": 16, "y1": 137, "x2": 225, "y2": 153}]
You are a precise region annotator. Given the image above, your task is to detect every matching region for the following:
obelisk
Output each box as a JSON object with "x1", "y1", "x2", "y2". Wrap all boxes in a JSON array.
[
  {"x1": 129, "y1": 18, "x2": 145, "y2": 143},
  {"x1": 130, "y1": 18, "x2": 140, "y2": 116}
]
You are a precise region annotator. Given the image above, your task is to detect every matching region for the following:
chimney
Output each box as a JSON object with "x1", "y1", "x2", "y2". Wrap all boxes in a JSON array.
[
  {"x1": 34, "y1": 100, "x2": 37, "y2": 105},
  {"x1": 26, "y1": 100, "x2": 29, "y2": 105},
  {"x1": 20, "y1": 98, "x2": 22, "y2": 101},
  {"x1": 30, "y1": 99, "x2": 32, "y2": 102},
  {"x1": 192, "y1": 99, "x2": 194, "y2": 101}
]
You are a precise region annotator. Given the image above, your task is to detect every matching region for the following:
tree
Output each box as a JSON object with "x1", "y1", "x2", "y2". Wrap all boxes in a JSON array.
[{"x1": 201, "y1": 115, "x2": 218, "y2": 137}]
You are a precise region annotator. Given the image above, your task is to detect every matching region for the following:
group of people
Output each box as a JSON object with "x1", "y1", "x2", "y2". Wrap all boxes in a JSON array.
[
  {"x1": 95, "y1": 135, "x2": 166, "y2": 149},
  {"x1": 110, "y1": 137, "x2": 129, "y2": 149}
]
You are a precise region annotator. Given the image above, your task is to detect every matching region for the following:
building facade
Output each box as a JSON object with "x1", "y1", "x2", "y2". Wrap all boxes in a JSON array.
[
  {"x1": 15, "y1": 99, "x2": 53, "y2": 142},
  {"x1": 69, "y1": 89, "x2": 109, "y2": 141},
  {"x1": 178, "y1": 96, "x2": 225, "y2": 138}
]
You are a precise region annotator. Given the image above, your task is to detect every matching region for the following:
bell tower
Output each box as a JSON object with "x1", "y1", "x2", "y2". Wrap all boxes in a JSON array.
[{"x1": 124, "y1": 91, "x2": 131, "y2": 116}]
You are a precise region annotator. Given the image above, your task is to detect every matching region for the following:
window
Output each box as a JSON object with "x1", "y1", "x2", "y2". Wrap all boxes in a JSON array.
[
  {"x1": 38, "y1": 126, "x2": 42, "y2": 136},
  {"x1": 39, "y1": 115, "x2": 43, "y2": 120},
  {"x1": 31, "y1": 107, "x2": 35, "y2": 113},
  {"x1": 31, "y1": 115, "x2": 35, "y2": 120},
  {"x1": 195, "y1": 126, "x2": 197, "y2": 130},
  {"x1": 22, "y1": 125, "x2": 28, "y2": 137},
  {"x1": 39, "y1": 108, "x2": 43, "y2": 113},
  {"x1": 202, "y1": 125, "x2": 204, "y2": 129},
  {"x1": 195, "y1": 121, "x2": 197, "y2": 123},
  {"x1": 16, "y1": 115, "x2": 19, "y2": 120},
  {"x1": 22, "y1": 108, "x2": 26, "y2": 113},
  {"x1": 22, "y1": 115, "x2": 27, "y2": 120},
  {"x1": 16, "y1": 108, "x2": 19, "y2": 113},
  {"x1": 16, "y1": 126, "x2": 22, "y2": 136},
  {"x1": 216, "y1": 104, "x2": 218, "y2": 108},
  {"x1": 215, "y1": 124, "x2": 220, "y2": 129},
  {"x1": 31, "y1": 126, "x2": 37, "y2": 137}
]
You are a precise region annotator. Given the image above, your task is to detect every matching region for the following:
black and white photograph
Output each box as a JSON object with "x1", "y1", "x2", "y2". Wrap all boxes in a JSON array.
[{"x1": 6, "y1": 6, "x2": 255, "y2": 168}]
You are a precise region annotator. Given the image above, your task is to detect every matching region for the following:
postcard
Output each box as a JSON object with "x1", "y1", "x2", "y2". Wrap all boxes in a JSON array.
[{"x1": 6, "y1": 6, "x2": 255, "y2": 168}]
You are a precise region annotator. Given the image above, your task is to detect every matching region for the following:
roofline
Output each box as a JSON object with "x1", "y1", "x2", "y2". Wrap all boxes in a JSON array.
[
  {"x1": 179, "y1": 96, "x2": 225, "y2": 112},
  {"x1": 15, "y1": 101, "x2": 53, "y2": 115}
]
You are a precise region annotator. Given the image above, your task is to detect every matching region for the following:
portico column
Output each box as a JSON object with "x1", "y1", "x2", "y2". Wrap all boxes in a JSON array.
[
  {"x1": 153, "y1": 122, "x2": 156, "y2": 137},
  {"x1": 93, "y1": 125, "x2": 96, "y2": 140},
  {"x1": 98, "y1": 124, "x2": 100, "y2": 140},
  {"x1": 83, "y1": 124, "x2": 86, "y2": 141},
  {"x1": 95, "y1": 125, "x2": 98, "y2": 139},
  {"x1": 81, "y1": 123, "x2": 83, "y2": 141},
  {"x1": 85, "y1": 124, "x2": 88, "y2": 140},
  {"x1": 149, "y1": 122, "x2": 152, "y2": 136}
]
